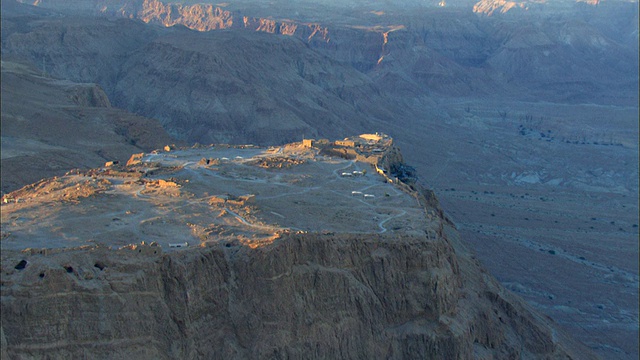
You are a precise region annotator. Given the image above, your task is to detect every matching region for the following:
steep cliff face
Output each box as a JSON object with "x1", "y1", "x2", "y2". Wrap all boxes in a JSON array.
[
  {"x1": 0, "y1": 140, "x2": 595, "y2": 359},
  {"x1": 2, "y1": 9, "x2": 403, "y2": 145},
  {"x1": 97, "y1": 0, "x2": 639, "y2": 102},
  {"x1": 0, "y1": 232, "x2": 593, "y2": 359},
  {"x1": 8, "y1": 0, "x2": 637, "y2": 113},
  {"x1": 135, "y1": 0, "x2": 234, "y2": 31}
]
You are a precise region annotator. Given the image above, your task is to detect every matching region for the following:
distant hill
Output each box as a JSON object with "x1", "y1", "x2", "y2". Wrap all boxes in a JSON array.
[{"x1": 0, "y1": 60, "x2": 177, "y2": 194}]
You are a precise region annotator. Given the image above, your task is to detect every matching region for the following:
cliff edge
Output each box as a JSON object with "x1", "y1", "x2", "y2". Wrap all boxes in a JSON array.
[{"x1": 0, "y1": 137, "x2": 596, "y2": 359}]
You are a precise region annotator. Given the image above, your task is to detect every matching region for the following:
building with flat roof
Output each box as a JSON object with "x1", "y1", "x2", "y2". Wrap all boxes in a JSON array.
[
  {"x1": 359, "y1": 133, "x2": 383, "y2": 142},
  {"x1": 335, "y1": 139, "x2": 356, "y2": 147}
]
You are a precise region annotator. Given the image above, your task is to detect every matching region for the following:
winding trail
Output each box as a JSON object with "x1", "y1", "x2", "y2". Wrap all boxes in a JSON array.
[
  {"x1": 135, "y1": 150, "x2": 416, "y2": 236},
  {"x1": 378, "y1": 210, "x2": 407, "y2": 233},
  {"x1": 224, "y1": 207, "x2": 290, "y2": 232},
  {"x1": 331, "y1": 160, "x2": 356, "y2": 178}
]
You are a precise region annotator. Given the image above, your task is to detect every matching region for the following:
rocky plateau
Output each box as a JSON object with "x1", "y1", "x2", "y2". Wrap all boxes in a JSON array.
[
  {"x1": 1, "y1": 0, "x2": 638, "y2": 358},
  {"x1": 1, "y1": 138, "x2": 596, "y2": 359}
]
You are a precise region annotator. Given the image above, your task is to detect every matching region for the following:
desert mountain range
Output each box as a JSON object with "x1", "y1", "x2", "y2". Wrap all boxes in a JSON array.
[{"x1": 1, "y1": 0, "x2": 638, "y2": 359}]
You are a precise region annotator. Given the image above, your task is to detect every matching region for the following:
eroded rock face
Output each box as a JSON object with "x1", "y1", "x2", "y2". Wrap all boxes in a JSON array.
[
  {"x1": 110, "y1": 30, "x2": 393, "y2": 145},
  {"x1": 2, "y1": 9, "x2": 401, "y2": 145},
  {"x1": 88, "y1": 0, "x2": 640, "y2": 103},
  {"x1": 4, "y1": 0, "x2": 637, "y2": 150},
  {"x1": 0, "y1": 231, "x2": 593, "y2": 359},
  {"x1": 0, "y1": 138, "x2": 596, "y2": 358}
]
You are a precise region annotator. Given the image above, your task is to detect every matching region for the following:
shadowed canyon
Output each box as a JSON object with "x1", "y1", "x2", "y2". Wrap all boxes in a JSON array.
[{"x1": 1, "y1": 0, "x2": 638, "y2": 359}]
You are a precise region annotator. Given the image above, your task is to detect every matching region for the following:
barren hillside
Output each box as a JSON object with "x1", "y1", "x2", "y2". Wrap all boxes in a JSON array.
[{"x1": 0, "y1": 60, "x2": 177, "y2": 194}]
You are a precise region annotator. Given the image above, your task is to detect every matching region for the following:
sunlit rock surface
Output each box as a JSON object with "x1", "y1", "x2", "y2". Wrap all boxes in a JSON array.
[{"x1": 0, "y1": 139, "x2": 595, "y2": 359}]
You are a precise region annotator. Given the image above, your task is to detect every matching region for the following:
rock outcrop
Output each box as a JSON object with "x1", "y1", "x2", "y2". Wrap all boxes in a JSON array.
[
  {"x1": 0, "y1": 205, "x2": 595, "y2": 360},
  {"x1": 0, "y1": 140, "x2": 596, "y2": 359}
]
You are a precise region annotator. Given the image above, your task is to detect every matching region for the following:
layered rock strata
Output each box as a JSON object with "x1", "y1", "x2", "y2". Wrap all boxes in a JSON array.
[
  {"x1": 1, "y1": 222, "x2": 594, "y2": 359},
  {"x1": 0, "y1": 143, "x2": 595, "y2": 359}
]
